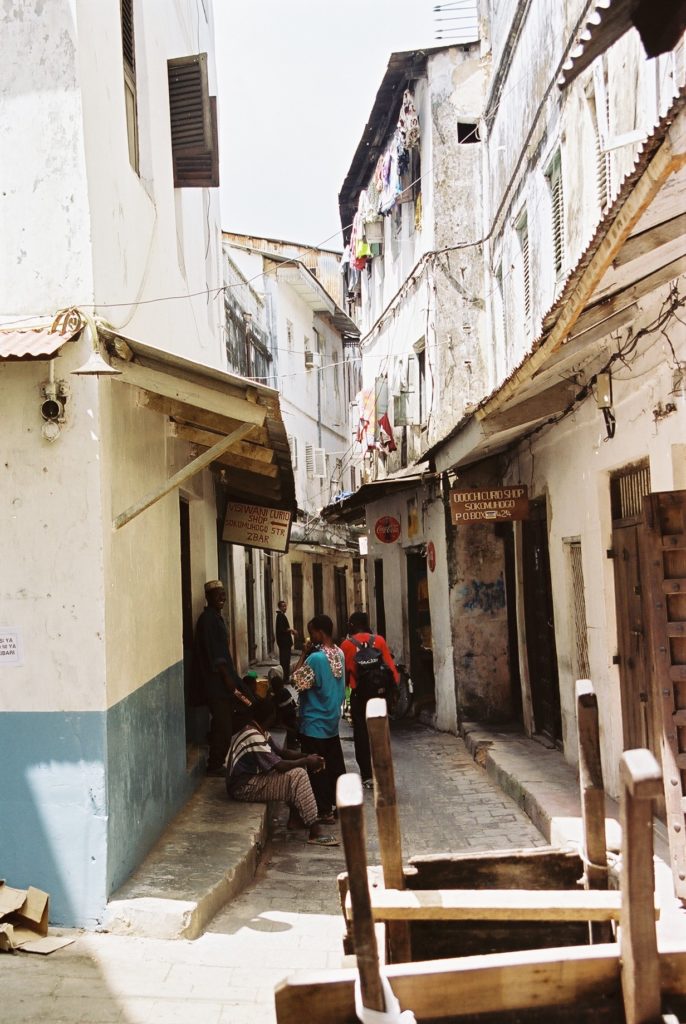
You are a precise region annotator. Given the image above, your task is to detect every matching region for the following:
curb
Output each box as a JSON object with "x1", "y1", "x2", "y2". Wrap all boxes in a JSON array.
[{"x1": 104, "y1": 789, "x2": 269, "y2": 940}]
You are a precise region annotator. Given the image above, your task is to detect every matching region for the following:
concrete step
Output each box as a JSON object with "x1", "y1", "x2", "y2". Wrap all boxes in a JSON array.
[{"x1": 104, "y1": 777, "x2": 267, "y2": 940}]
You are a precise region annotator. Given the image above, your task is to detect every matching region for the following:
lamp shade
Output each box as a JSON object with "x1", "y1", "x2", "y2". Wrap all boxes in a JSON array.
[{"x1": 71, "y1": 350, "x2": 122, "y2": 376}]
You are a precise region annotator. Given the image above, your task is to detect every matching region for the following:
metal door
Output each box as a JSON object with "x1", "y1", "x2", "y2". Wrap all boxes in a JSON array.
[{"x1": 313, "y1": 562, "x2": 324, "y2": 617}]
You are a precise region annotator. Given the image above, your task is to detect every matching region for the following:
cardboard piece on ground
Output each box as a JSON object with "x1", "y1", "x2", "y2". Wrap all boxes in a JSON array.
[
  {"x1": 0, "y1": 880, "x2": 67, "y2": 954},
  {"x1": 19, "y1": 935, "x2": 75, "y2": 955}
]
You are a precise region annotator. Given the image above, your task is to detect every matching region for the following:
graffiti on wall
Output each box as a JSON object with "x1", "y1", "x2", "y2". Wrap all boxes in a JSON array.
[{"x1": 460, "y1": 577, "x2": 505, "y2": 615}]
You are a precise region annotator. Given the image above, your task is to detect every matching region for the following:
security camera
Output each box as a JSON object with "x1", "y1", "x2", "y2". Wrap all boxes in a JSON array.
[
  {"x1": 40, "y1": 380, "x2": 66, "y2": 422},
  {"x1": 41, "y1": 397, "x2": 64, "y2": 421}
]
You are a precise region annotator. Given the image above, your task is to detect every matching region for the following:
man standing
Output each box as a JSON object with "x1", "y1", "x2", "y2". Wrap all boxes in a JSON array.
[
  {"x1": 275, "y1": 599, "x2": 296, "y2": 682},
  {"x1": 194, "y1": 580, "x2": 252, "y2": 776},
  {"x1": 340, "y1": 611, "x2": 399, "y2": 789}
]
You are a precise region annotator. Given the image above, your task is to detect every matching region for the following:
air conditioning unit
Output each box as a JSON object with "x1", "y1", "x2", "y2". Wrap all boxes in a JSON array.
[
  {"x1": 304, "y1": 350, "x2": 315, "y2": 369},
  {"x1": 393, "y1": 391, "x2": 410, "y2": 426}
]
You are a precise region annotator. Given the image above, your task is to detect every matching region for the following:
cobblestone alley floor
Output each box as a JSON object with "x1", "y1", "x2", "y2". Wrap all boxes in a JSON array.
[{"x1": 0, "y1": 721, "x2": 546, "y2": 1023}]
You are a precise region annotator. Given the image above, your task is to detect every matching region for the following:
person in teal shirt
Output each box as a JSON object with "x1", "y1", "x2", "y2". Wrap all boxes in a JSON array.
[{"x1": 292, "y1": 614, "x2": 346, "y2": 820}]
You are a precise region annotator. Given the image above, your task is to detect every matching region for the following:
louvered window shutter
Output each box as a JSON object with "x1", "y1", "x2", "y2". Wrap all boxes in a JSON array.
[
  {"x1": 549, "y1": 157, "x2": 565, "y2": 277},
  {"x1": 305, "y1": 444, "x2": 315, "y2": 477},
  {"x1": 121, "y1": 0, "x2": 135, "y2": 74},
  {"x1": 518, "y1": 219, "x2": 531, "y2": 322},
  {"x1": 315, "y1": 448, "x2": 327, "y2": 478},
  {"x1": 288, "y1": 434, "x2": 298, "y2": 469},
  {"x1": 167, "y1": 54, "x2": 219, "y2": 188}
]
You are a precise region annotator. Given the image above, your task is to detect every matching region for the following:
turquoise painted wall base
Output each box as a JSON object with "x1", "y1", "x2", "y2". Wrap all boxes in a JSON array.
[{"x1": 0, "y1": 662, "x2": 202, "y2": 927}]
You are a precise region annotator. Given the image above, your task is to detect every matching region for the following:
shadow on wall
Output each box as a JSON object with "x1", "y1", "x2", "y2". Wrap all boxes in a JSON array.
[{"x1": 0, "y1": 710, "x2": 108, "y2": 927}]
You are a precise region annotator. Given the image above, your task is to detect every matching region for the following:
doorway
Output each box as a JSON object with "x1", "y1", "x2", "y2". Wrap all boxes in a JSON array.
[
  {"x1": 334, "y1": 566, "x2": 349, "y2": 642},
  {"x1": 291, "y1": 563, "x2": 304, "y2": 644},
  {"x1": 406, "y1": 550, "x2": 435, "y2": 708},
  {"x1": 313, "y1": 562, "x2": 324, "y2": 617},
  {"x1": 245, "y1": 549, "x2": 257, "y2": 663},
  {"x1": 521, "y1": 499, "x2": 562, "y2": 743},
  {"x1": 610, "y1": 463, "x2": 655, "y2": 752},
  {"x1": 374, "y1": 558, "x2": 386, "y2": 637},
  {"x1": 263, "y1": 556, "x2": 274, "y2": 653}
]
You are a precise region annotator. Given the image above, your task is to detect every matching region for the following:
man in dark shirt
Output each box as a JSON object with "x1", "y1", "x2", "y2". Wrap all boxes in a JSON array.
[
  {"x1": 194, "y1": 580, "x2": 252, "y2": 775},
  {"x1": 275, "y1": 599, "x2": 296, "y2": 683}
]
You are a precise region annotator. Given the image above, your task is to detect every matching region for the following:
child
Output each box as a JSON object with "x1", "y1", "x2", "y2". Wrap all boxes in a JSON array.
[{"x1": 268, "y1": 665, "x2": 300, "y2": 749}]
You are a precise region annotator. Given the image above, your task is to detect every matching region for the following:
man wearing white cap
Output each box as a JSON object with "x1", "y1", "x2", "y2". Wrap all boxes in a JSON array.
[{"x1": 194, "y1": 580, "x2": 252, "y2": 775}]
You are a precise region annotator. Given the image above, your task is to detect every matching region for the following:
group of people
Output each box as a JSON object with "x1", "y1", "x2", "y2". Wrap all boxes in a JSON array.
[{"x1": 193, "y1": 580, "x2": 398, "y2": 848}]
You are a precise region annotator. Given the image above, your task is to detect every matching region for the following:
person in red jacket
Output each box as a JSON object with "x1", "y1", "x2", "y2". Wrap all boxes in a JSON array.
[{"x1": 340, "y1": 611, "x2": 399, "y2": 788}]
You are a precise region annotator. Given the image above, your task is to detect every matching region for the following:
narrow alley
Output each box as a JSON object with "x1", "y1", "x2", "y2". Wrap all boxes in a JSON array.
[{"x1": 0, "y1": 723, "x2": 545, "y2": 1024}]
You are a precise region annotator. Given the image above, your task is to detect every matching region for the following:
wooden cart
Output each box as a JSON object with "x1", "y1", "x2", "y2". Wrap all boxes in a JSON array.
[{"x1": 275, "y1": 749, "x2": 686, "y2": 1024}]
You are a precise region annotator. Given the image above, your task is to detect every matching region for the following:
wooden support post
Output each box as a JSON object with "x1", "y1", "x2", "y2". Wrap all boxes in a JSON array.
[
  {"x1": 620, "y1": 748, "x2": 663, "y2": 1024},
  {"x1": 576, "y1": 679, "x2": 612, "y2": 944},
  {"x1": 113, "y1": 423, "x2": 255, "y2": 530},
  {"x1": 336, "y1": 774, "x2": 384, "y2": 1012},
  {"x1": 576, "y1": 680, "x2": 608, "y2": 888},
  {"x1": 366, "y1": 698, "x2": 412, "y2": 963}
]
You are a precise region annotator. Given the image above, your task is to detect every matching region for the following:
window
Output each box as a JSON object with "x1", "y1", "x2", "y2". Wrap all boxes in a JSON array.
[
  {"x1": 494, "y1": 261, "x2": 506, "y2": 356},
  {"x1": 516, "y1": 214, "x2": 531, "y2": 325},
  {"x1": 167, "y1": 53, "x2": 219, "y2": 188},
  {"x1": 457, "y1": 121, "x2": 480, "y2": 143},
  {"x1": 350, "y1": 465, "x2": 356, "y2": 491},
  {"x1": 546, "y1": 151, "x2": 565, "y2": 278},
  {"x1": 286, "y1": 320, "x2": 294, "y2": 348},
  {"x1": 332, "y1": 350, "x2": 340, "y2": 398},
  {"x1": 587, "y1": 81, "x2": 612, "y2": 213},
  {"x1": 120, "y1": 0, "x2": 139, "y2": 172},
  {"x1": 313, "y1": 328, "x2": 323, "y2": 354},
  {"x1": 417, "y1": 349, "x2": 426, "y2": 424},
  {"x1": 305, "y1": 444, "x2": 326, "y2": 478}
]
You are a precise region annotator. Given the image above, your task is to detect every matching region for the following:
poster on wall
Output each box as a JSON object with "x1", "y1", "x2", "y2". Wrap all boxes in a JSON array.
[
  {"x1": 0, "y1": 628, "x2": 23, "y2": 667},
  {"x1": 426, "y1": 540, "x2": 436, "y2": 572},
  {"x1": 450, "y1": 485, "x2": 529, "y2": 524},
  {"x1": 222, "y1": 502, "x2": 292, "y2": 553},
  {"x1": 374, "y1": 515, "x2": 401, "y2": 544}
]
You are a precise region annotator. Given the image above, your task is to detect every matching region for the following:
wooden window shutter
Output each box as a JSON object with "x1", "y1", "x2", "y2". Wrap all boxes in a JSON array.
[
  {"x1": 121, "y1": 0, "x2": 135, "y2": 75},
  {"x1": 167, "y1": 53, "x2": 219, "y2": 188},
  {"x1": 551, "y1": 162, "x2": 565, "y2": 276},
  {"x1": 517, "y1": 218, "x2": 531, "y2": 322}
]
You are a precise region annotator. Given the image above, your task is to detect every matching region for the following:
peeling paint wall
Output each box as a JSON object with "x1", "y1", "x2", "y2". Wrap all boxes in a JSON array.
[
  {"x1": 0, "y1": 0, "x2": 230, "y2": 926},
  {"x1": 505, "y1": 294, "x2": 686, "y2": 797},
  {"x1": 484, "y1": 0, "x2": 684, "y2": 386},
  {"x1": 446, "y1": 462, "x2": 513, "y2": 723}
]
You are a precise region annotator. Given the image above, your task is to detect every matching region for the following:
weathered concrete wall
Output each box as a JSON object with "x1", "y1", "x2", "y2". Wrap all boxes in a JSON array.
[
  {"x1": 446, "y1": 460, "x2": 512, "y2": 723},
  {"x1": 484, "y1": 0, "x2": 683, "y2": 385}
]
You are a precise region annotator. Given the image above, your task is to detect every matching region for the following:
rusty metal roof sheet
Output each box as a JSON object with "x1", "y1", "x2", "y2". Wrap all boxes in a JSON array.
[
  {"x1": 0, "y1": 324, "x2": 82, "y2": 361},
  {"x1": 559, "y1": 0, "x2": 686, "y2": 89}
]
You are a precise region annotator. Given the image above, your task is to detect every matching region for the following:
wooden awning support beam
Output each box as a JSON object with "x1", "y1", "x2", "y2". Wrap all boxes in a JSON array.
[{"x1": 113, "y1": 422, "x2": 255, "y2": 531}]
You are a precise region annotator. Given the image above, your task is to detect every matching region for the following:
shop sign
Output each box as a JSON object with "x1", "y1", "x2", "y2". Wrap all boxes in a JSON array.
[
  {"x1": 427, "y1": 541, "x2": 436, "y2": 572},
  {"x1": 450, "y1": 485, "x2": 529, "y2": 524},
  {"x1": 222, "y1": 501, "x2": 292, "y2": 553},
  {"x1": 374, "y1": 515, "x2": 401, "y2": 544}
]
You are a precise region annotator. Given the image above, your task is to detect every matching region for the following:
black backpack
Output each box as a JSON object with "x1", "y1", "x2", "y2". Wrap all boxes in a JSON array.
[{"x1": 350, "y1": 635, "x2": 393, "y2": 700}]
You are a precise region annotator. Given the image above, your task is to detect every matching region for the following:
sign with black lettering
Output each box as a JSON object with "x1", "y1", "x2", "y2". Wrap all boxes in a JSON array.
[
  {"x1": 222, "y1": 502, "x2": 292, "y2": 553},
  {"x1": 450, "y1": 485, "x2": 529, "y2": 524},
  {"x1": 0, "y1": 627, "x2": 23, "y2": 666}
]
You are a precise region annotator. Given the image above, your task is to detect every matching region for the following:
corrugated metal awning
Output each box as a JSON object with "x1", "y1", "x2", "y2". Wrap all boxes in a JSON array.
[
  {"x1": 558, "y1": 0, "x2": 686, "y2": 88},
  {"x1": 322, "y1": 467, "x2": 436, "y2": 523},
  {"x1": 0, "y1": 324, "x2": 82, "y2": 361}
]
